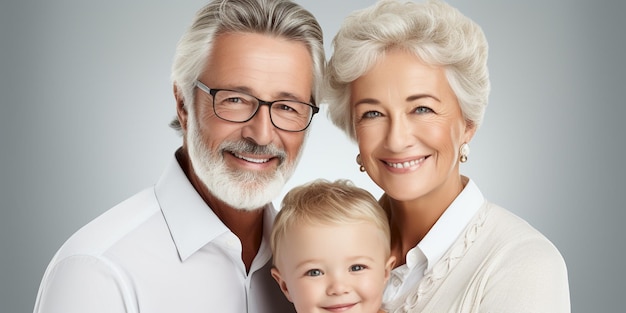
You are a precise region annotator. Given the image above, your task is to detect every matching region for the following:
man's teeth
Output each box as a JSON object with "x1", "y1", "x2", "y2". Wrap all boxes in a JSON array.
[
  {"x1": 234, "y1": 153, "x2": 270, "y2": 163},
  {"x1": 386, "y1": 157, "x2": 425, "y2": 169}
]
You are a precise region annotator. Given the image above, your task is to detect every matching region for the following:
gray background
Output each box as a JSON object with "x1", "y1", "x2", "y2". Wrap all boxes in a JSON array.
[{"x1": 1, "y1": 1, "x2": 624, "y2": 312}]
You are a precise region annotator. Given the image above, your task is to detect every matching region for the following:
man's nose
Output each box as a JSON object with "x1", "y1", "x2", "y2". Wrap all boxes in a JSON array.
[{"x1": 241, "y1": 105, "x2": 275, "y2": 146}]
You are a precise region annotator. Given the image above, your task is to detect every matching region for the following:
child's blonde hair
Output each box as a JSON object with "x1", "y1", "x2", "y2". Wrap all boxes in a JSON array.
[{"x1": 271, "y1": 179, "x2": 390, "y2": 264}]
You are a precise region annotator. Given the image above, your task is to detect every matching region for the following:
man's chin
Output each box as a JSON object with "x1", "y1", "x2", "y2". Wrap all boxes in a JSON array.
[
  {"x1": 186, "y1": 127, "x2": 295, "y2": 210},
  {"x1": 206, "y1": 173, "x2": 285, "y2": 211}
]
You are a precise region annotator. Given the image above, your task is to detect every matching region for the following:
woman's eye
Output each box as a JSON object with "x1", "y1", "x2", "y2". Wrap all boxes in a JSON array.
[
  {"x1": 414, "y1": 106, "x2": 434, "y2": 114},
  {"x1": 305, "y1": 269, "x2": 323, "y2": 277},
  {"x1": 350, "y1": 264, "x2": 367, "y2": 272},
  {"x1": 361, "y1": 111, "x2": 382, "y2": 119}
]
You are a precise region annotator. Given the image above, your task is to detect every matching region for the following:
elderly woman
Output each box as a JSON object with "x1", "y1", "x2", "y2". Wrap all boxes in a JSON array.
[{"x1": 326, "y1": 0, "x2": 570, "y2": 312}]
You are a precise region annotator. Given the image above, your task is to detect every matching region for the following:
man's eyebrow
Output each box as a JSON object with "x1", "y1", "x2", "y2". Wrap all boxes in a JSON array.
[{"x1": 221, "y1": 86, "x2": 306, "y2": 102}]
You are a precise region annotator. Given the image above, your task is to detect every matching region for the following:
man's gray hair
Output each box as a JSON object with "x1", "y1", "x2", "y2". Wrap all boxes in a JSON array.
[{"x1": 170, "y1": 0, "x2": 325, "y2": 132}]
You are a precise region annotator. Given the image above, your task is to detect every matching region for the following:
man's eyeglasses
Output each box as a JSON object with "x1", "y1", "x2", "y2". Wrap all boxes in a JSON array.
[{"x1": 194, "y1": 80, "x2": 318, "y2": 132}]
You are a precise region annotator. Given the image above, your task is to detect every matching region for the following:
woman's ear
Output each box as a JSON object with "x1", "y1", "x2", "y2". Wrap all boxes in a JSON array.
[
  {"x1": 174, "y1": 84, "x2": 188, "y2": 133},
  {"x1": 463, "y1": 119, "x2": 477, "y2": 144},
  {"x1": 270, "y1": 267, "x2": 293, "y2": 302}
]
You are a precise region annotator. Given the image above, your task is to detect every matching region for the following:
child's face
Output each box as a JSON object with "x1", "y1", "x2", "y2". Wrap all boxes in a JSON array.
[{"x1": 271, "y1": 222, "x2": 395, "y2": 313}]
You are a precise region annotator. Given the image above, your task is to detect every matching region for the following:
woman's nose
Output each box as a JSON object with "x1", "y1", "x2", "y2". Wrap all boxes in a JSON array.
[{"x1": 384, "y1": 115, "x2": 417, "y2": 152}]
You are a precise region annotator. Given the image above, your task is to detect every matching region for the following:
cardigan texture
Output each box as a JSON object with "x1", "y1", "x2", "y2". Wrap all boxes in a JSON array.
[{"x1": 382, "y1": 201, "x2": 570, "y2": 313}]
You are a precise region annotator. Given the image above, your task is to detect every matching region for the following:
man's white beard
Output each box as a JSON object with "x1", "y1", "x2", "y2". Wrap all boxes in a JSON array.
[{"x1": 186, "y1": 111, "x2": 298, "y2": 211}]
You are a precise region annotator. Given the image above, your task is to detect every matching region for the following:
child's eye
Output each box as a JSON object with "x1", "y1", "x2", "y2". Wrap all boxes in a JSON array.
[
  {"x1": 305, "y1": 269, "x2": 323, "y2": 277},
  {"x1": 350, "y1": 264, "x2": 367, "y2": 272}
]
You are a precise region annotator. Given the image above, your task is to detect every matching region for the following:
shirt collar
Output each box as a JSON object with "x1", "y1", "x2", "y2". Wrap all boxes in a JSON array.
[
  {"x1": 154, "y1": 152, "x2": 276, "y2": 262},
  {"x1": 252, "y1": 204, "x2": 278, "y2": 269},
  {"x1": 418, "y1": 177, "x2": 485, "y2": 271}
]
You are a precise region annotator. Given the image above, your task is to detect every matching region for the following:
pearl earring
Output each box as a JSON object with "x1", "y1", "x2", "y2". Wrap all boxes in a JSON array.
[
  {"x1": 459, "y1": 143, "x2": 470, "y2": 163},
  {"x1": 356, "y1": 154, "x2": 366, "y2": 172}
]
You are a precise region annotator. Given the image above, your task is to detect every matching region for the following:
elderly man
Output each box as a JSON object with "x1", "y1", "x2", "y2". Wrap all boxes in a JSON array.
[{"x1": 33, "y1": 0, "x2": 324, "y2": 312}]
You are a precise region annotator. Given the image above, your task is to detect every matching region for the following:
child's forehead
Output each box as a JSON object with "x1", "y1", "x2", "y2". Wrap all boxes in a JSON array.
[
  {"x1": 273, "y1": 221, "x2": 391, "y2": 270},
  {"x1": 290, "y1": 219, "x2": 379, "y2": 233},
  {"x1": 280, "y1": 223, "x2": 389, "y2": 265},
  {"x1": 284, "y1": 220, "x2": 387, "y2": 247}
]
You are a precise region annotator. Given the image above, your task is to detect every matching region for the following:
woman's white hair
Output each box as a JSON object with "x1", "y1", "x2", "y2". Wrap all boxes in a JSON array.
[
  {"x1": 326, "y1": 0, "x2": 490, "y2": 141},
  {"x1": 170, "y1": 0, "x2": 325, "y2": 132}
]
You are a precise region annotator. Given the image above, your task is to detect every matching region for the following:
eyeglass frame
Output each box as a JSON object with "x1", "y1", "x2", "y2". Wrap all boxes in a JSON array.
[{"x1": 194, "y1": 80, "x2": 319, "y2": 132}]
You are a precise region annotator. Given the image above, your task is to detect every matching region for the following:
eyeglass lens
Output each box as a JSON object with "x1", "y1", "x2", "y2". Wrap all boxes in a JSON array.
[{"x1": 213, "y1": 90, "x2": 313, "y2": 131}]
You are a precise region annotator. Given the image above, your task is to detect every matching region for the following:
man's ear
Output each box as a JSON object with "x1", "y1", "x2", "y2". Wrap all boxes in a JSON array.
[
  {"x1": 174, "y1": 84, "x2": 188, "y2": 133},
  {"x1": 270, "y1": 267, "x2": 293, "y2": 302}
]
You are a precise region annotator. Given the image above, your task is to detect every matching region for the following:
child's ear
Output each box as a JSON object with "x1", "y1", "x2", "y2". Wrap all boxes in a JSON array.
[
  {"x1": 270, "y1": 267, "x2": 293, "y2": 302},
  {"x1": 384, "y1": 256, "x2": 396, "y2": 282}
]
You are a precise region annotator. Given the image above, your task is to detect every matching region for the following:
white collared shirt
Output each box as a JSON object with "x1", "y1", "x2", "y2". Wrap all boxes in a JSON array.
[
  {"x1": 383, "y1": 178, "x2": 485, "y2": 303},
  {"x1": 34, "y1": 153, "x2": 295, "y2": 313}
]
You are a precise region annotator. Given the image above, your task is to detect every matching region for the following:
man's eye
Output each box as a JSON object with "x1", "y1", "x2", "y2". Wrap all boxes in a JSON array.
[
  {"x1": 224, "y1": 97, "x2": 247, "y2": 104},
  {"x1": 276, "y1": 103, "x2": 297, "y2": 112},
  {"x1": 306, "y1": 269, "x2": 322, "y2": 277}
]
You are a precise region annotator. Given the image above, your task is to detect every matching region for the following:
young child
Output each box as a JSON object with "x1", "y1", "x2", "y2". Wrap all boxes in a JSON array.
[{"x1": 271, "y1": 179, "x2": 396, "y2": 313}]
